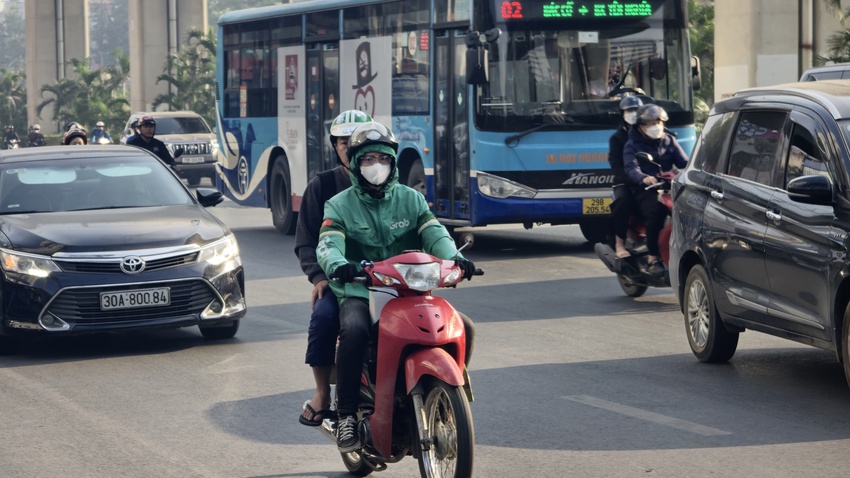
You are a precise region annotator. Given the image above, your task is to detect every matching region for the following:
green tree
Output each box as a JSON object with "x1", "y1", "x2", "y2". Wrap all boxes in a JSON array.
[
  {"x1": 36, "y1": 52, "x2": 130, "y2": 135},
  {"x1": 0, "y1": 2, "x2": 25, "y2": 72},
  {"x1": 90, "y1": 0, "x2": 130, "y2": 69},
  {"x1": 152, "y1": 28, "x2": 217, "y2": 126},
  {"x1": 0, "y1": 68, "x2": 27, "y2": 133},
  {"x1": 689, "y1": 0, "x2": 714, "y2": 127},
  {"x1": 820, "y1": 0, "x2": 850, "y2": 63}
]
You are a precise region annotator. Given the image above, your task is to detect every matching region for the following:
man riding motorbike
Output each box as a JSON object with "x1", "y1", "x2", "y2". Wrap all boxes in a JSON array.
[
  {"x1": 27, "y1": 124, "x2": 45, "y2": 147},
  {"x1": 127, "y1": 115, "x2": 174, "y2": 165},
  {"x1": 316, "y1": 121, "x2": 477, "y2": 453},
  {"x1": 607, "y1": 96, "x2": 643, "y2": 258},
  {"x1": 3, "y1": 125, "x2": 20, "y2": 149},
  {"x1": 294, "y1": 109, "x2": 373, "y2": 428},
  {"x1": 622, "y1": 104, "x2": 688, "y2": 276},
  {"x1": 90, "y1": 121, "x2": 113, "y2": 144}
]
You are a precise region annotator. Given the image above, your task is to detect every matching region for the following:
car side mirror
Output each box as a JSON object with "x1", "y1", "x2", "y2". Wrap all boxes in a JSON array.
[
  {"x1": 195, "y1": 187, "x2": 224, "y2": 207},
  {"x1": 787, "y1": 174, "x2": 833, "y2": 205}
]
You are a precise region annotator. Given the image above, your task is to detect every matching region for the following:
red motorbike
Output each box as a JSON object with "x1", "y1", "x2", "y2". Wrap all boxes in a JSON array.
[
  {"x1": 318, "y1": 250, "x2": 481, "y2": 477},
  {"x1": 595, "y1": 153, "x2": 676, "y2": 297}
]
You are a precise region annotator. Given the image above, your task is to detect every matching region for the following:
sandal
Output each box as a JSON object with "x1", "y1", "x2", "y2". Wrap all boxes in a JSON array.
[
  {"x1": 615, "y1": 249, "x2": 631, "y2": 259},
  {"x1": 299, "y1": 400, "x2": 331, "y2": 427}
]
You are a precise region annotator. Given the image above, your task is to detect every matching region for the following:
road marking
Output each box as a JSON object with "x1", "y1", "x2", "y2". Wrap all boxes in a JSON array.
[{"x1": 563, "y1": 395, "x2": 733, "y2": 436}]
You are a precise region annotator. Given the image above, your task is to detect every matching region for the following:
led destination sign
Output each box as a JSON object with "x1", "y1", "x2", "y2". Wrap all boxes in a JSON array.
[{"x1": 498, "y1": 0, "x2": 658, "y2": 20}]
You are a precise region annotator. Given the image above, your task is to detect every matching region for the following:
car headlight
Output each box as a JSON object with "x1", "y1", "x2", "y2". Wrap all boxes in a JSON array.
[
  {"x1": 0, "y1": 250, "x2": 61, "y2": 278},
  {"x1": 477, "y1": 172, "x2": 536, "y2": 199},
  {"x1": 198, "y1": 234, "x2": 240, "y2": 266}
]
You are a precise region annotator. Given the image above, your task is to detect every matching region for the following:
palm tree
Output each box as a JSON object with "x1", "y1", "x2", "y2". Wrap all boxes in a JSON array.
[
  {"x1": 0, "y1": 69, "x2": 27, "y2": 133},
  {"x1": 152, "y1": 28, "x2": 216, "y2": 126},
  {"x1": 37, "y1": 52, "x2": 130, "y2": 134},
  {"x1": 820, "y1": 0, "x2": 850, "y2": 63}
]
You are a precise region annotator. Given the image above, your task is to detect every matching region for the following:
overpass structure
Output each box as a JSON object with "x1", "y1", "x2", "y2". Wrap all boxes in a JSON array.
[{"x1": 24, "y1": 0, "x2": 207, "y2": 134}]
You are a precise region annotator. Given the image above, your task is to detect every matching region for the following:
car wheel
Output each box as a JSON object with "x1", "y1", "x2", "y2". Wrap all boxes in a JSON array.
[
  {"x1": 187, "y1": 175, "x2": 201, "y2": 187},
  {"x1": 684, "y1": 265, "x2": 738, "y2": 363},
  {"x1": 270, "y1": 159, "x2": 297, "y2": 235},
  {"x1": 199, "y1": 320, "x2": 240, "y2": 340}
]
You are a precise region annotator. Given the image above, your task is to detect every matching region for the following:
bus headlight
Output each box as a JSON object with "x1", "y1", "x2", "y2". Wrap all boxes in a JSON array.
[{"x1": 477, "y1": 172, "x2": 536, "y2": 199}]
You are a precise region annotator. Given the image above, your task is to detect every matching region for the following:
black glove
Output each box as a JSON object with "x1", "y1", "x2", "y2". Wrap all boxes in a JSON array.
[
  {"x1": 456, "y1": 258, "x2": 476, "y2": 280},
  {"x1": 331, "y1": 263, "x2": 359, "y2": 283}
]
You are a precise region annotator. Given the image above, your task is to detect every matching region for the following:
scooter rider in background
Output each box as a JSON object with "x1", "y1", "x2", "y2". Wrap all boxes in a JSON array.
[
  {"x1": 90, "y1": 121, "x2": 113, "y2": 144},
  {"x1": 3, "y1": 125, "x2": 20, "y2": 149},
  {"x1": 27, "y1": 124, "x2": 45, "y2": 147},
  {"x1": 294, "y1": 109, "x2": 373, "y2": 428},
  {"x1": 127, "y1": 115, "x2": 174, "y2": 166},
  {"x1": 622, "y1": 104, "x2": 688, "y2": 276},
  {"x1": 317, "y1": 121, "x2": 477, "y2": 453},
  {"x1": 607, "y1": 96, "x2": 643, "y2": 258}
]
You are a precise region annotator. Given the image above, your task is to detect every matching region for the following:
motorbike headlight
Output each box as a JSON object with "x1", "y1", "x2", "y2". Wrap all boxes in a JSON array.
[
  {"x1": 477, "y1": 172, "x2": 536, "y2": 199},
  {"x1": 0, "y1": 250, "x2": 61, "y2": 278},
  {"x1": 198, "y1": 234, "x2": 240, "y2": 267},
  {"x1": 393, "y1": 262, "x2": 441, "y2": 291}
]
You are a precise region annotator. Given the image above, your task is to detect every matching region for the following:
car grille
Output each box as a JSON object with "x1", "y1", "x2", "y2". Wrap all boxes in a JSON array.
[
  {"x1": 55, "y1": 252, "x2": 200, "y2": 274},
  {"x1": 44, "y1": 280, "x2": 217, "y2": 325},
  {"x1": 177, "y1": 142, "x2": 212, "y2": 155}
]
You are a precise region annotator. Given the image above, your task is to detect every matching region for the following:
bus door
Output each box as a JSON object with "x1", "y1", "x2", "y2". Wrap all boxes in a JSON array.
[
  {"x1": 306, "y1": 43, "x2": 340, "y2": 180},
  {"x1": 433, "y1": 30, "x2": 470, "y2": 222}
]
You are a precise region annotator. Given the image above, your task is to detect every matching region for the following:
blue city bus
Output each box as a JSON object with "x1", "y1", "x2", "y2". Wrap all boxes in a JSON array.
[{"x1": 214, "y1": 0, "x2": 698, "y2": 241}]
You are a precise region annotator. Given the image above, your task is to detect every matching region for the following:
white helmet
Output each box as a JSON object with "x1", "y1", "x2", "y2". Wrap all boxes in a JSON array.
[{"x1": 96, "y1": 121, "x2": 105, "y2": 128}]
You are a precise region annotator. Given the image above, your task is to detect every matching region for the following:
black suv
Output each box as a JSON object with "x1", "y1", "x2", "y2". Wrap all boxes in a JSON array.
[{"x1": 669, "y1": 80, "x2": 850, "y2": 388}]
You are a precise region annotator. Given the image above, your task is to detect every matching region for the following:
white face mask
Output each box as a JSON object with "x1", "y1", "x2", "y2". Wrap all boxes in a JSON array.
[
  {"x1": 623, "y1": 111, "x2": 637, "y2": 125},
  {"x1": 643, "y1": 124, "x2": 664, "y2": 139},
  {"x1": 360, "y1": 163, "x2": 391, "y2": 185}
]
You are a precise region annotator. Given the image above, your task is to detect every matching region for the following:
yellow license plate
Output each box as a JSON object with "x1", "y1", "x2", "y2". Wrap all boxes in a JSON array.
[{"x1": 583, "y1": 197, "x2": 611, "y2": 215}]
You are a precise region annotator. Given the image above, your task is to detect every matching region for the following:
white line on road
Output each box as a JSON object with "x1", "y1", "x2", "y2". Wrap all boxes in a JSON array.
[{"x1": 563, "y1": 394, "x2": 733, "y2": 436}]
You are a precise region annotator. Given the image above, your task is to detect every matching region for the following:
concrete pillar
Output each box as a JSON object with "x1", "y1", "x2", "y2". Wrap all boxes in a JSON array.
[
  {"x1": 714, "y1": 0, "x2": 847, "y2": 103},
  {"x1": 25, "y1": 0, "x2": 90, "y2": 134},
  {"x1": 128, "y1": 0, "x2": 207, "y2": 112}
]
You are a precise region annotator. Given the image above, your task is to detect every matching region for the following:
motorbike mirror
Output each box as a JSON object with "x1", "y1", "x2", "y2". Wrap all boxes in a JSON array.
[
  {"x1": 635, "y1": 152, "x2": 657, "y2": 165},
  {"x1": 172, "y1": 146, "x2": 184, "y2": 158}
]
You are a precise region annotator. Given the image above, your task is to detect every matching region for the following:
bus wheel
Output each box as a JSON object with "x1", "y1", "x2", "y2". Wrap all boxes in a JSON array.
[
  {"x1": 579, "y1": 219, "x2": 608, "y2": 244},
  {"x1": 270, "y1": 159, "x2": 297, "y2": 235},
  {"x1": 406, "y1": 159, "x2": 426, "y2": 196}
]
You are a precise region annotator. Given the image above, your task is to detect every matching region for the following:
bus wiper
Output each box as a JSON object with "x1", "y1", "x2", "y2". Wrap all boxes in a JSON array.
[{"x1": 504, "y1": 111, "x2": 575, "y2": 146}]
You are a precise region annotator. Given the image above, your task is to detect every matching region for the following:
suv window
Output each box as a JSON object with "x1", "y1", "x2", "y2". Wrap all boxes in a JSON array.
[
  {"x1": 785, "y1": 124, "x2": 828, "y2": 186},
  {"x1": 154, "y1": 117, "x2": 212, "y2": 135},
  {"x1": 727, "y1": 111, "x2": 787, "y2": 185},
  {"x1": 692, "y1": 111, "x2": 734, "y2": 174}
]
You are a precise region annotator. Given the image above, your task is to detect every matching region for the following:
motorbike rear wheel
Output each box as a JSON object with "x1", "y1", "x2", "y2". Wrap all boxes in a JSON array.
[
  {"x1": 340, "y1": 449, "x2": 373, "y2": 476},
  {"x1": 617, "y1": 273, "x2": 648, "y2": 297},
  {"x1": 416, "y1": 378, "x2": 474, "y2": 478}
]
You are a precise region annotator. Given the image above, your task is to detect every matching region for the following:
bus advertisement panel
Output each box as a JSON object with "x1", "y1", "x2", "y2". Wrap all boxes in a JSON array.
[{"x1": 214, "y1": 0, "x2": 697, "y2": 242}]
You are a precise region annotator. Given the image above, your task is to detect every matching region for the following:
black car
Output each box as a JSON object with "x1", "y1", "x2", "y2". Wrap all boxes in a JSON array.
[
  {"x1": 0, "y1": 145, "x2": 246, "y2": 346},
  {"x1": 670, "y1": 80, "x2": 850, "y2": 387}
]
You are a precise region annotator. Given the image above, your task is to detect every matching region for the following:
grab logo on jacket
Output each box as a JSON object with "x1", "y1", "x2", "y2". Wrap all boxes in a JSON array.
[{"x1": 389, "y1": 218, "x2": 410, "y2": 230}]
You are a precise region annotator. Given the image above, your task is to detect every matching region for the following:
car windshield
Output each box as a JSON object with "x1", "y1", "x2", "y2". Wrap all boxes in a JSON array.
[
  {"x1": 0, "y1": 155, "x2": 194, "y2": 214},
  {"x1": 153, "y1": 117, "x2": 212, "y2": 135}
]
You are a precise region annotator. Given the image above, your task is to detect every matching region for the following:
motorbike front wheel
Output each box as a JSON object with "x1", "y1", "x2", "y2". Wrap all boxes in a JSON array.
[{"x1": 416, "y1": 379, "x2": 474, "y2": 478}]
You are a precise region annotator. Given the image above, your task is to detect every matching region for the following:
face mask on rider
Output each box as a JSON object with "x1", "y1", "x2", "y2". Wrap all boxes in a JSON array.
[
  {"x1": 623, "y1": 111, "x2": 637, "y2": 125},
  {"x1": 643, "y1": 124, "x2": 665, "y2": 140},
  {"x1": 360, "y1": 163, "x2": 392, "y2": 185}
]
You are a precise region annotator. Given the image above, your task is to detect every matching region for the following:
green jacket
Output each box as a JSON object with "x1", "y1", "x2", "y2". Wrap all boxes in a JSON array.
[{"x1": 317, "y1": 167, "x2": 462, "y2": 305}]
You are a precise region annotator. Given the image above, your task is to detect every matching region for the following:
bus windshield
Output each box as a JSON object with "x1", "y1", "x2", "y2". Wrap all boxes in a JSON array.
[{"x1": 475, "y1": 21, "x2": 692, "y2": 131}]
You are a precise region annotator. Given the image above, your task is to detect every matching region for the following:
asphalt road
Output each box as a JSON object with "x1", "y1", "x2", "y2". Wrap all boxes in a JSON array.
[{"x1": 2, "y1": 202, "x2": 850, "y2": 478}]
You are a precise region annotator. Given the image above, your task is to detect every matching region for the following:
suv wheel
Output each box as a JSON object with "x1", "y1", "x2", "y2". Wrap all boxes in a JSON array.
[
  {"x1": 684, "y1": 265, "x2": 738, "y2": 363},
  {"x1": 840, "y1": 305, "x2": 850, "y2": 388}
]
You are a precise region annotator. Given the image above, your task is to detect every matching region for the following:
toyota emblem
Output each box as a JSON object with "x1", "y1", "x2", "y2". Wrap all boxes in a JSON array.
[{"x1": 120, "y1": 256, "x2": 146, "y2": 274}]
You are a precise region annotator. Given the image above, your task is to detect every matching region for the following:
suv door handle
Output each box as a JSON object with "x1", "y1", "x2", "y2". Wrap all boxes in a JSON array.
[
  {"x1": 766, "y1": 210, "x2": 782, "y2": 222},
  {"x1": 710, "y1": 190, "x2": 724, "y2": 201}
]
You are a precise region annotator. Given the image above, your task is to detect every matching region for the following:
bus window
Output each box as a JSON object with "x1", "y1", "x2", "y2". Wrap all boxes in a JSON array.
[{"x1": 306, "y1": 10, "x2": 339, "y2": 39}]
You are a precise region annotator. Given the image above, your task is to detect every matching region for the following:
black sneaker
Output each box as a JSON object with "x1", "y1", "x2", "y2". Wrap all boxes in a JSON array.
[{"x1": 336, "y1": 415, "x2": 361, "y2": 453}]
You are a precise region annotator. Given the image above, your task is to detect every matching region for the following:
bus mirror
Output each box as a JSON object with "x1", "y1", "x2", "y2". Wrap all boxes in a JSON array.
[
  {"x1": 466, "y1": 46, "x2": 488, "y2": 85},
  {"x1": 691, "y1": 55, "x2": 702, "y2": 91}
]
